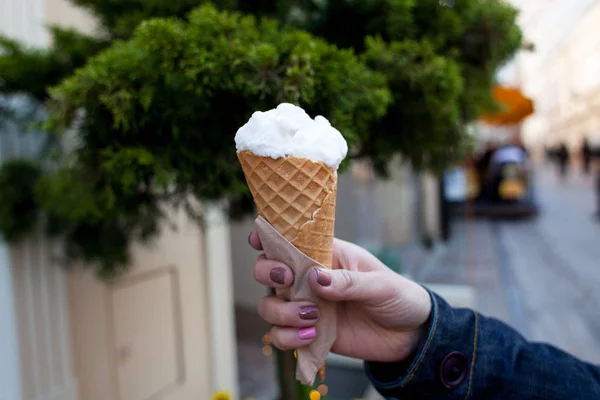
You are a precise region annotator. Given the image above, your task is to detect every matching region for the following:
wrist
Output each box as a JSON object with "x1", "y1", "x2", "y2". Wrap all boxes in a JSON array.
[
  {"x1": 404, "y1": 314, "x2": 431, "y2": 364},
  {"x1": 366, "y1": 302, "x2": 433, "y2": 383},
  {"x1": 365, "y1": 324, "x2": 427, "y2": 383},
  {"x1": 408, "y1": 285, "x2": 433, "y2": 359}
]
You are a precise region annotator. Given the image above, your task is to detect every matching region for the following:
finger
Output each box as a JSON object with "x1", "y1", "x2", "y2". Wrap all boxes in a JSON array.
[
  {"x1": 332, "y1": 238, "x2": 387, "y2": 272},
  {"x1": 309, "y1": 268, "x2": 391, "y2": 302},
  {"x1": 270, "y1": 325, "x2": 317, "y2": 351},
  {"x1": 254, "y1": 255, "x2": 294, "y2": 288},
  {"x1": 258, "y1": 296, "x2": 319, "y2": 328},
  {"x1": 248, "y1": 230, "x2": 263, "y2": 250}
]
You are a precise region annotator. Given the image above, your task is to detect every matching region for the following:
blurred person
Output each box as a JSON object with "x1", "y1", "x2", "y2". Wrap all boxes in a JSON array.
[
  {"x1": 555, "y1": 143, "x2": 569, "y2": 180},
  {"x1": 248, "y1": 231, "x2": 600, "y2": 399},
  {"x1": 582, "y1": 137, "x2": 592, "y2": 175},
  {"x1": 474, "y1": 143, "x2": 496, "y2": 196},
  {"x1": 596, "y1": 166, "x2": 600, "y2": 220},
  {"x1": 544, "y1": 145, "x2": 553, "y2": 164}
]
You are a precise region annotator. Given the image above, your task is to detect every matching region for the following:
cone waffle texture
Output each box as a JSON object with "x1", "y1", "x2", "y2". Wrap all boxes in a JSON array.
[{"x1": 237, "y1": 150, "x2": 337, "y2": 268}]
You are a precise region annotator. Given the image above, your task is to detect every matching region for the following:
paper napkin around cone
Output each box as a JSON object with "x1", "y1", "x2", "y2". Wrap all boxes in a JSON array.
[{"x1": 255, "y1": 216, "x2": 337, "y2": 385}]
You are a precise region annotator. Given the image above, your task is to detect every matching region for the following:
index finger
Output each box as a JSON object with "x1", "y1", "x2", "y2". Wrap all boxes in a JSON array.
[{"x1": 248, "y1": 229, "x2": 263, "y2": 250}]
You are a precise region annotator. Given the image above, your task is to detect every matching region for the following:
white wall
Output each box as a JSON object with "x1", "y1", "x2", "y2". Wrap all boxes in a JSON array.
[
  {"x1": 0, "y1": 121, "x2": 77, "y2": 400},
  {"x1": 0, "y1": 0, "x2": 47, "y2": 46},
  {"x1": 0, "y1": 243, "x2": 22, "y2": 400},
  {"x1": 44, "y1": 0, "x2": 98, "y2": 35},
  {"x1": 11, "y1": 237, "x2": 78, "y2": 400},
  {"x1": 0, "y1": 1, "x2": 86, "y2": 398},
  {"x1": 0, "y1": 1, "x2": 46, "y2": 394}
]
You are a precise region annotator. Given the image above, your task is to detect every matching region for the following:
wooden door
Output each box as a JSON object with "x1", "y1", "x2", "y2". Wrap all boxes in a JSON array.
[{"x1": 68, "y1": 209, "x2": 211, "y2": 400}]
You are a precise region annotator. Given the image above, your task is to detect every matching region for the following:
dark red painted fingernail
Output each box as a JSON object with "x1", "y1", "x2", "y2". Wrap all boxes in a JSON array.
[
  {"x1": 269, "y1": 267, "x2": 286, "y2": 284},
  {"x1": 315, "y1": 269, "x2": 332, "y2": 287},
  {"x1": 299, "y1": 305, "x2": 319, "y2": 320}
]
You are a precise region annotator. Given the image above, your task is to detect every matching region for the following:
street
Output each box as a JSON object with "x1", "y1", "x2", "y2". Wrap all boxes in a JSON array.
[{"x1": 419, "y1": 164, "x2": 600, "y2": 364}]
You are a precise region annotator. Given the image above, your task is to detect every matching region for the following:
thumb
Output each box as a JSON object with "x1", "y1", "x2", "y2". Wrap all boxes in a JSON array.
[{"x1": 309, "y1": 268, "x2": 381, "y2": 302}]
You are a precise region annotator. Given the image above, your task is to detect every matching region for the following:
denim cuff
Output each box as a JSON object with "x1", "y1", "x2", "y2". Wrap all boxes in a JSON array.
[{"x1": 365, "y1": 289, "x2": 479, "y2": 400}]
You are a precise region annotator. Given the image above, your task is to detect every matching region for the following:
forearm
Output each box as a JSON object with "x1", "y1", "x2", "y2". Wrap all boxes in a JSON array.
[{"x1": 365, "y1": 291, "x2": 600, "y2": 399}]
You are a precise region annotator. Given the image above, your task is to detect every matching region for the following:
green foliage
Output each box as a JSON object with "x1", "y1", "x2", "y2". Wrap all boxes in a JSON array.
[
  {"x1": 361, "y1": 37, "x2": 463, "y2": 172},
  {"x1": 70, "y1": 0, "x2": 241, "y2": 38},
  {"x1": 0, "y1": 160, "x2": 42, "y2": 241},
  {"x1": 47, "y1": 4, "x2": 390, "y2": 194},
  {"x1": 0, "y1": 4, "x2": 390, "y2": 277},
  {"x1": 0, "y1": 0, "x2": 523, "y2": 277},
  {"x1": 279, "y1": 0, "x2": 522, "y2": 170},
  {"x1": 0, "y1": 28, "x2": 107, "y2": 101}
]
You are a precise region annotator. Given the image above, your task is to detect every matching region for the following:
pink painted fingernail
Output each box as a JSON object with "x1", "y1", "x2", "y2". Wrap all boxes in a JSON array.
[{"x1": 298, "y1": 327, "x2": 317, "y2": 340}]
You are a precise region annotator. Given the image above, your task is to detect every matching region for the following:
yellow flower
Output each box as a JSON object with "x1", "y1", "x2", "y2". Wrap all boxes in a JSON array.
[{"x1": 212, "y1": 391, "x2": 230, "y2": 400}]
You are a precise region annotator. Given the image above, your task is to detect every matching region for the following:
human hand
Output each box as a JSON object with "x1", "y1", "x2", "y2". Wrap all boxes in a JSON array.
[{"x1": 249, "y1": 231, "x2": 432, "y2": 363}]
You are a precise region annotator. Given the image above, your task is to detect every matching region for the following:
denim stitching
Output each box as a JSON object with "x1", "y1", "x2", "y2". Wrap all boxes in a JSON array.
[
  {"x1": 402, "y1": 294, "x2": 440, "y2": 387},
  {"x1": 464, "y1": 311, "x2": 479, "y2": 400}
]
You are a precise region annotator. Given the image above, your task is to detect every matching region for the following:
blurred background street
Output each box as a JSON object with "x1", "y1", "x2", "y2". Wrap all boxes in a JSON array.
[
  {"x1": 418, "y1": 165, "x2": 600, "y2": 363},
  {"x1": 235, "y1": 162, "x2": 600, "y2": 400}
]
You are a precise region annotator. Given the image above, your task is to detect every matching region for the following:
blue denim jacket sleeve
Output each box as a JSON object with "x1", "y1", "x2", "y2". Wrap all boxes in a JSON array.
[{"x1": 364, "y1": 290, "x2": 600, "y2": 399}]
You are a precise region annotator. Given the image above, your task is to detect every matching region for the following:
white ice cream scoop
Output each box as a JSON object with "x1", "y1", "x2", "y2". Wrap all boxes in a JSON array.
[{"x1": 234, "y1": 103, "x2": 348, "y2": 168}]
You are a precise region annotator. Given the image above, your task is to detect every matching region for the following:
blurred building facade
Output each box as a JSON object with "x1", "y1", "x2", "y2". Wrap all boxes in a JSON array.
[
  {"x1": 1, "y1": 2, "x2": 83, "y2": 399},
  {"x1": 0, "y1": 1, "x2": 238, "y2": 399},
  {"x1": 509, "y1": 0, "x2": 600, "y2": 151}
]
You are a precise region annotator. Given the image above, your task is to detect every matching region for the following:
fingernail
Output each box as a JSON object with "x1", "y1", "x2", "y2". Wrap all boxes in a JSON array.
[
  {"x1": 269, "y1": 267, "x2": 286, "y2": 284},
  {"x1": 298, "y1": 305, "x2": 319, "y2": 320},
  {"x1": 298, "y1": 327, "x2": 316, "y2": 340},
  {"x1": 314, "y1": 269, "x2": 332, "y2": 287}
]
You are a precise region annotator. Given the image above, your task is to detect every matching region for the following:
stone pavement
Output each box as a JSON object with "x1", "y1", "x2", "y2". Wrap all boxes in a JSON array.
[
  {"x1": 236, "y1": 305, "x2": 278, "y2": 400},
  {"x1": 418, "y1": 165, "x2": 600, "y2": 364},
  {"x1": 415, "y1": 219, "x2": 512, "y2": 325}
]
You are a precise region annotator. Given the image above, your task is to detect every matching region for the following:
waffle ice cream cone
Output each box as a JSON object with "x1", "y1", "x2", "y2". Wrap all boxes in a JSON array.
[{"x1": 237, "y1": 150, "x2": 337, "y2": 267}]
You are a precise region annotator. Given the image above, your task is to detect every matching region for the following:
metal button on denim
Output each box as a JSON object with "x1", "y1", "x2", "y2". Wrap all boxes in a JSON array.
[{"x1": 440, "y1": 351, "x2": 468, "y2": 388}]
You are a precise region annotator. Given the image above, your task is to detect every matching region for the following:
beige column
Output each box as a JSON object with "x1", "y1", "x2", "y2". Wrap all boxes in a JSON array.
[
  {"x1": 205, "y1": 204, "x2": 240, "y2": 398},
  {"x1": 422, "y1": 172, "x2": 441, "y2": 239}
]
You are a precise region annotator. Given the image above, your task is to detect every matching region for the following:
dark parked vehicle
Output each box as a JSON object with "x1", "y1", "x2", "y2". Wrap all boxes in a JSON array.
[{"x1": 448, "y1": 145, "x2": 538, "y2": 218}]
